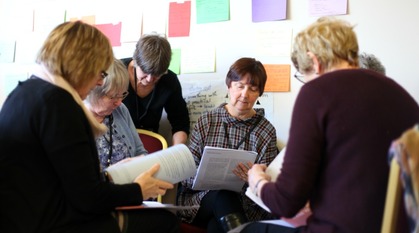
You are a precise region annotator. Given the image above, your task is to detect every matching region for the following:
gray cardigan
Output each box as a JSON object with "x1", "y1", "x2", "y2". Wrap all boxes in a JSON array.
[{"x1": 96, "y1": 103, "x2": 148, "y2": 169}]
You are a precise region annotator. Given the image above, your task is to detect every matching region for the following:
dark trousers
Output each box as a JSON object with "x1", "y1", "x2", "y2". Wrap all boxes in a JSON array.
[
  {"x1": 59, "y1": 209, "x2": 180, "y2": 233},
  {"x1": 191, "y1": 190, "x2": 247, "y2": 233},
  {"x1": 121, "y1": 209, "x2": 180, "y2": 233},
  {"x1": 240, "y1": 222, "x2": 302, "y2": 233}
]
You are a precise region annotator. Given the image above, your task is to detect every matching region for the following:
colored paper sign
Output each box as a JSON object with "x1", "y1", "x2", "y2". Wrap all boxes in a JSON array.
[
  {"x1": 252, "y1": 0, "x2": 287, "y2": 22},
  {"x1": 196, "y1": 0, "x2": 230, "y2": 24},
  {"x1": 264, "y1": 64, "x2": 290, "y2": 92},
  {"x1": 309, "y1": 0, "x2": 348, "y2": 16},
  {"x1": 169, "y1": 1, "x2": 191, "y2": 37},
  {"x1": 95, "y1": 22, "x2": 122, "y2": 47}
]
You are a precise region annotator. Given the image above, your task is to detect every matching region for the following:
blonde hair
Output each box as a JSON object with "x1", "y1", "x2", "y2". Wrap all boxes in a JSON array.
[
  {"x1": 36, "y1": 21, "x2": 114, "y2": 90},
  {"x1": 291, "y1": 17, "x2": 359, "y2": 74}
]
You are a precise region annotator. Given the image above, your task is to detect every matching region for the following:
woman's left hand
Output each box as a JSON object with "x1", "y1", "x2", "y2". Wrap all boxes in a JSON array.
[{"x1": 233, "y1": 161, "x2": 253, "y2": 182}]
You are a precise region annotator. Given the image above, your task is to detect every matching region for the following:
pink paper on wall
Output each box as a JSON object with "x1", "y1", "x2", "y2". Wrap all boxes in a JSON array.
[
  {"x1": 95, "y1": 22, "x2": 122, "y2": 47},
  {"x1": 169, "y1": 1, "x2": 191, "y2": 37}
]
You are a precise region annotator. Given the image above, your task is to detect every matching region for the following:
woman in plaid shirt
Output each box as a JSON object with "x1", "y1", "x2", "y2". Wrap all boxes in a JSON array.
[{"x1": 177, "y1": 57, "x2": 279, "y2": 233}]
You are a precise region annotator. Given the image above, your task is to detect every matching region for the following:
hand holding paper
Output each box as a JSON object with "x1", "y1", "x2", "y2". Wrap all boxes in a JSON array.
[
  {"x1": 192, "y1": 146, "x2": 257, "y2": 192},
  {"x1": 246, "y1": 148, "x2": 287, "y2": 212},
  {"x1": 134, "y1": 163, "x2": 174, "y2": 200},
  {"x1": 233, "y1": 161, "x2": 253, "y2": 182}
]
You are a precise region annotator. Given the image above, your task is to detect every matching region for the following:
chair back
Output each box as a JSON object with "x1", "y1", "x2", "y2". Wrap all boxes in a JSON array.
[
  {"x1": 137, "y1": 129, "x2": 168, "y2": 153},
  {"x1": 137, "y1": 129, "x2": 168, "y2": 203},
  {"x1": 384, "y1": 124, "x2": 419, "y2": 233},
  {"x1": 381, "y1": 157, "x2": 402, "y2": 233}
]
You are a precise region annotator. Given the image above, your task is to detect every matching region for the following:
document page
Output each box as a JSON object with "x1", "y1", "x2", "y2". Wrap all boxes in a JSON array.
[
  {"x1": 245, "y1": 148, "x2": 286, "y2": 212},
  {"x1": 192, "y1": 146, "x2": 257, "y2": 192},
  {"x1": 116, "y1": 201, "x2": 200, "y2": 211},
  {"x1": 245, "y1": 187, "x2": 271, "y2": 212},
  {"x1": 106, "y1": 144, "x2": 197, "y2": 184},
  {"x1": 266, "y1": 147, "x2": 285, "y2": 181}
]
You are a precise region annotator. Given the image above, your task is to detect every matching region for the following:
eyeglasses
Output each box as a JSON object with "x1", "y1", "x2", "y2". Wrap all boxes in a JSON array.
[
  {"x1": 101, "y1": 71, "x2": 108, "y2": 79},
  {"x1": 294, "y1": 71, "x2": 305, "y2": 83},
  {"x1": 106, "y1": 91, "x2": 129, "y2": 100}
]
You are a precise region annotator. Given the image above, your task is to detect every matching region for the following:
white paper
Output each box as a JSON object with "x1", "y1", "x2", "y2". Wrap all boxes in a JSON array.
[
  {"x1": 227, "y1": 219, "x2": 295, "y2": 233},
  {"x1": 266, "y1": 147, "x2": 286, "y2": 181},
  {"x1": 244, "y1": 148, "x2": 286, "y2": 212},
  {"x1": 192, "y1": 146, "x2": 257, "y2": 192},
  {"x1": 245, "y1": 187, "x2": 271, "y2": 212},
  {"x1": 106, "y1": 144, "x2": 197, "y2": 184}
]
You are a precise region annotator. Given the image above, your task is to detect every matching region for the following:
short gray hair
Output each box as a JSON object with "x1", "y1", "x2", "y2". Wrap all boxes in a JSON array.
[
  {"x1": 86, "y1": 58, "x2": 129, "y2": 106},
  {"x1": 359, "y1": 52, "x2": 386, "y2": 75}
]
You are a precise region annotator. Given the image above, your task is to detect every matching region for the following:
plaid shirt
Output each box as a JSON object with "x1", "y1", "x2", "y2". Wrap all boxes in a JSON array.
[{"x1": 177, "y1": 103, "x2": 279, "y2": 223}]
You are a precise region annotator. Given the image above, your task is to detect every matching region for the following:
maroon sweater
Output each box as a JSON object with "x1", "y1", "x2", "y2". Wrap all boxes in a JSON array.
[{"x1": 262, "y1": 69, "x2": 419, "y2": 233}]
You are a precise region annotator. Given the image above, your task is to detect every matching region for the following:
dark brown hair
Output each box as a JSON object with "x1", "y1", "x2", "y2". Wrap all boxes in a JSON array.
[{"x1": 226, "y1": 57, "x2": 267, "y2": 96}]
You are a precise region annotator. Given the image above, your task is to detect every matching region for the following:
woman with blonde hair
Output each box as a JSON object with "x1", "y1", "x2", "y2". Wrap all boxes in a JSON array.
[
  {"x1": 0, "y1": 21, "x2": 179, "y2": 233},
  {"x1": 244, "y1": 17, "x2": 419, "y2": 233}
]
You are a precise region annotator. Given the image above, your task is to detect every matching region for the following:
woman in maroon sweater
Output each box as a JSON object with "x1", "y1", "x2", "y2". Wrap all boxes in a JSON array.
[{"x1": 244, "y1": 17, "x2": 419, "y2": 233}]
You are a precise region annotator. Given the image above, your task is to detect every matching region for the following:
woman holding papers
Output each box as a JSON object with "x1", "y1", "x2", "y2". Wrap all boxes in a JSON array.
[
  {"x1": 85, "y1": 58, "x2": 148, "y2": 170},
  {"x1": 177, "y1": 57, "x2": 279, "y2": 232},
  {"x1": 244, "y1": 17, "x2": 419, "y2": 233},
  {"x1": 0, "y1": 21, "x2": 179, "y2": 233}
]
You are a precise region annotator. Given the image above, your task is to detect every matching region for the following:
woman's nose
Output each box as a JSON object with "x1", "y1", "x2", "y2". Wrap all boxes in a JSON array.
[
  {"x1": 114, "y1": 99, "x2": 123, "y2": 106},
  {"x1": 241, "y1": 87, "x2": 250, "y2": 97}
]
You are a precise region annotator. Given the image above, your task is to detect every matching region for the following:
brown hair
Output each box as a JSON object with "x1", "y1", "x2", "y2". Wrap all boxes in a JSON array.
[
  {"x1": 133, "y1": 33, "x2": 171, "y2": 76},
  {"x1": 226, "y1": 57, "x2": 267, "y2": 96}
]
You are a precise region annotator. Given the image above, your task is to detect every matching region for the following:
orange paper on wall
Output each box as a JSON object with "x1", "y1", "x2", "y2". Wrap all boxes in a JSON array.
[{"x1": 264, "y1": 64, "x2": 290, "y2": 92}]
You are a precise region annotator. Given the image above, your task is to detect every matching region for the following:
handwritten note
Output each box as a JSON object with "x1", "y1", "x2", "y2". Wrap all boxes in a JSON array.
[
  {"x1": 309, "y1": 0, "x2": 348, "y2": 17},
  {"x1": 264, "y1": 64, "x2": 291, "y2": 92},
  {"x1": 196, "y1": 0, "x2": 230, "y2": 24},
  {"x1": 182, "y1": 79, "x2": 226, "y2": 130},
  {"x1": 255, "y1": 26, "x2": 293, "y2": 58},
  {"x1": 181, "y1": 45, "x2": 215, "y2": 73},
  {"x1": 181, "y1": 78, "x2": 275, "y2": 131},
  {"x1": 252, "y1": 0, "x2": 287, "y2": 22}
]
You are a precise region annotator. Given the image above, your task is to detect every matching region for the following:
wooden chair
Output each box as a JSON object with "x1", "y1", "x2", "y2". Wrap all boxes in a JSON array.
[
  {"x1": 382, "y1": 124, "x2": 419, "y2": 233},
  {"x1": 381, "y1": 157, "x2": 403, "y2": 233},
  {"x1": 137, "y1": 129, "x2": 168, "y2": 152},
  {"x1": 137, "y1": 129, "x2": 169, "y2": 203}
]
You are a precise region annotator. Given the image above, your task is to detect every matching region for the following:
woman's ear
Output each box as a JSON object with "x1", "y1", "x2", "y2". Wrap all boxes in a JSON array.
[{"x1": 307, "y1": 51, "x2": 321, "y2": 74}]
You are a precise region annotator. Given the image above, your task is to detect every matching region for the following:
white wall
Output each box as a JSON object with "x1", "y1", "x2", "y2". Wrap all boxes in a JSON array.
[{"x1": 1, "y1": 0, "x2": 418, "y2": 147}]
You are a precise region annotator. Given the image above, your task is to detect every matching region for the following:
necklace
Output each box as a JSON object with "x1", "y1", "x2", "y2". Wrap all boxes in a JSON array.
[
  {"x1": 223, "y1": 115, "x2": 262, "y2": 149},
  {"x1": 103, "y1": 114, "x2": 113, "y2": 167}
]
